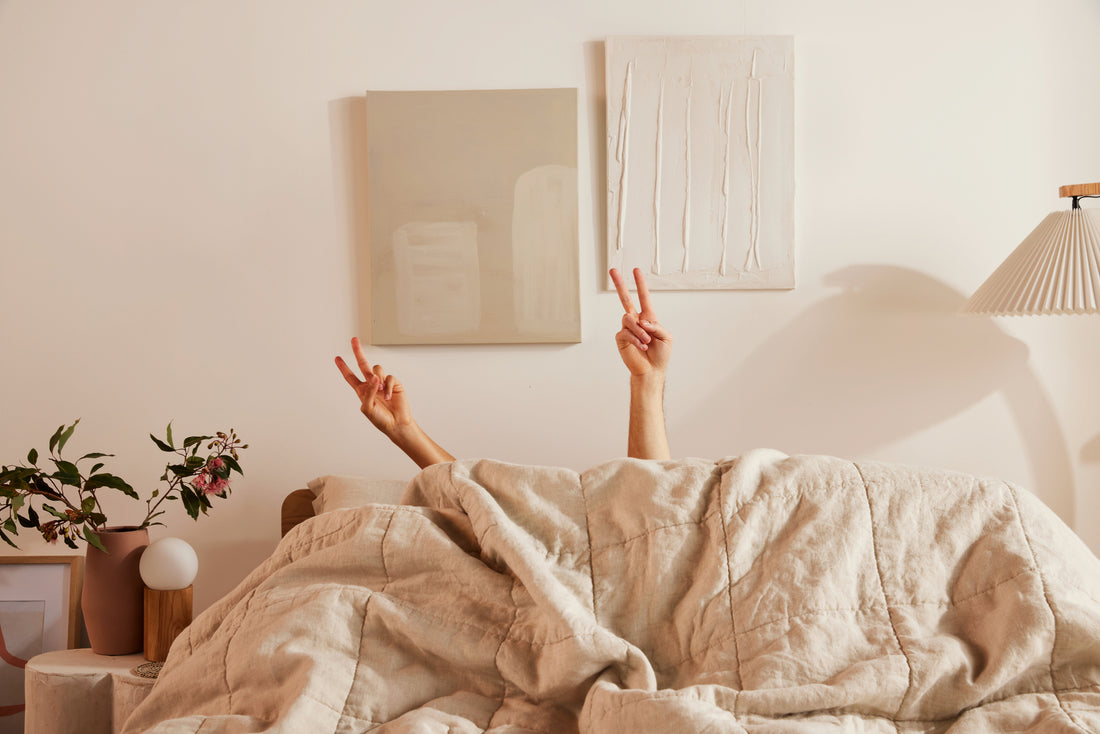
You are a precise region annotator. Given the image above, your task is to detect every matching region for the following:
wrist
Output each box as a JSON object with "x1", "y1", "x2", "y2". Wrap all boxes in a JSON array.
[
  {"x1": 630, "y1": 371, "x2": 666, "y2": 395},
  {"x1": 385, "y1": 421, "x2": 423, "y2": 450}
]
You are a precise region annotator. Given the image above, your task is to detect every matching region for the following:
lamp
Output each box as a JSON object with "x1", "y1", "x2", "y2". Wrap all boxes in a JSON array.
[
  {"x1": 964, "y1": 183, "x2": 1100, "y2": 315},
  {"x1": 139, "y1": 537, "x2": 197, "y2": 662}
]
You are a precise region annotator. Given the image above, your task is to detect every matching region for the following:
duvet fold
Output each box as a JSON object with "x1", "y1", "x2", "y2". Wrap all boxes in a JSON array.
[{"x1": 123, "y1": 451, "x2": 1100, "y2": 733}]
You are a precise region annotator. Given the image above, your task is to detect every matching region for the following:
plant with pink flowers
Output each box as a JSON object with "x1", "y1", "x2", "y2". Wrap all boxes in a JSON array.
[{"x1": 0, "y1": 421, "x2": 246, "y2": 552}]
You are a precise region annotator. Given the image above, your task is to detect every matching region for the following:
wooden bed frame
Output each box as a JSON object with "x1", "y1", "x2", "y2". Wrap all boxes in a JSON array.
[{"x1": 280, "y1": 489, "x2": 316, "y2": 537}]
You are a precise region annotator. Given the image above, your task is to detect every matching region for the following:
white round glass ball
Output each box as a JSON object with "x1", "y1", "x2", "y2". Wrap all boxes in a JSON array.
[{"x1": 139, "y1": 537, "x2": 199, "y2": 590}]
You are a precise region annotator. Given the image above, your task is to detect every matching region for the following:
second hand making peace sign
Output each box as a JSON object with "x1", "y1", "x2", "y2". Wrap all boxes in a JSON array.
[
  {"x1": 610, "y1": 267, "x2": 672, "y2": 460},
  {"x1": 611, "y1": 267, "x2": 672, "y2": 378}
]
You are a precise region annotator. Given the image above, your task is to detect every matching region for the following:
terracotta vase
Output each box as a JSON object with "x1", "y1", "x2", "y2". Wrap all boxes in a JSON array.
[{"x1": 81, "y1": 526, "x2": 149, "y2": 655}]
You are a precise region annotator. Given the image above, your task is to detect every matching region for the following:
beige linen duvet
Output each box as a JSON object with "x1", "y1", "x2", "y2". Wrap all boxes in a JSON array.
[{"x1": 123, "y1": 450, "x2": 1100, "y2": 732}]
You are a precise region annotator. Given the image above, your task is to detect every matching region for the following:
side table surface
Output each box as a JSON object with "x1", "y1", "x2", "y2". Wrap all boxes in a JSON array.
[{"x1": 25, "y1": 648, "x2": 157, "y2": 734}]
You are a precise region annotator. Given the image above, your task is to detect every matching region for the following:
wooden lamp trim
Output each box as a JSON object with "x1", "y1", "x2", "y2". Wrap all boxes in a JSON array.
[{"x1": 1060, "y1": 183, "x2": 1100, "y2": 198}]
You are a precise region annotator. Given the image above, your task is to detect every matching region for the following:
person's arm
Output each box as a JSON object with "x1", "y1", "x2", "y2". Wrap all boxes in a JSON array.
[
  {"x1": 335, "y1": 337, "x2": 456, "y2": 468},
  {"x1": 611, "y1": 268, "x2": 672, "y2": 460}
]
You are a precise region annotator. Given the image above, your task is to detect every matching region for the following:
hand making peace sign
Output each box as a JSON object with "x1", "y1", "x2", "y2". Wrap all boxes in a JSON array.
[
  {"x1": 611, "y1": 267, "x2": 672, "y2": 377},
  {"x1": 334, "y1": 337, "x2": 455, "y2": 468},
  {"x1": 335, "y1": 337, "x2": 412, "y2": 437}
]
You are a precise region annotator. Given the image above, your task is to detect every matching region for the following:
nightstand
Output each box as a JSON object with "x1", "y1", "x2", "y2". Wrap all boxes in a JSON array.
[{"x1": 24, "y1": 649, "x2": 157, "y2": 734}]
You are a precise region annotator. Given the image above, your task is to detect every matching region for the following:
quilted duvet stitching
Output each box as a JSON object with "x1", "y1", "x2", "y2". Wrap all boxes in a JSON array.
[
  {"x1": 334, "y1": 511, "x2": 394, "y2": 733},
  {"x1": 486, "y1": 576, "x2": 519, "y2": 729},
  {"x1": 854, "y1": 462, "x2": 914, "y2": 726},
  {"x1": 1006, "y1": 484, "x2": 1091, "y2": 733},
  {"x1": 716, "y1": 467, "x2": 745, "y2": 696},
  {"x1": 579, "y1": 475, "x2": 600, "y2": 622}
]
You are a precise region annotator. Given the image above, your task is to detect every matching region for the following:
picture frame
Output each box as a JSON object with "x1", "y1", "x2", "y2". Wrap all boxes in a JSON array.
[
  {"x1": 364, "y1": 87, "x2": 581, "y2": 345},
  {"x1": 0, "y1": 556, "x2": 83, "y2": 733}
]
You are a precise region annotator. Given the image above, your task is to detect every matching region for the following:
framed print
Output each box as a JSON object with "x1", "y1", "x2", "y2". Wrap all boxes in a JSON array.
[
  {"x1": 606, "y1": 36, "x2": 795, "y2": 290},
  {"x1": 0, "y1": 556, "x2": 83, "y2": 733},
  {"x1": 364, "y1": 88, "x2": 580, "y2": 344}
]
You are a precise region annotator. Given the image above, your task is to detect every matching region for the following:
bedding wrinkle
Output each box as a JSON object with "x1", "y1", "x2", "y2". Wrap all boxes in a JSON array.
[
  {"x1": 854, "y1": 462, "x2": 915, "y2": 721},
  {"x1": 1007, "y1": 484, "x2": 1089, "y2": 733},
  {"x1": 715, "y1": 463, "x2": 745, "y2": 696},
  {"x1": 335, "y1": 511, "x2": 393, "y2": 734}
]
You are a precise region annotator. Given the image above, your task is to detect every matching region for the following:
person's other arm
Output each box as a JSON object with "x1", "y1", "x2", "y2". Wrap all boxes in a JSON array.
[{"x1": 611, "y1": 268, "x2": 672, "y2": 460}]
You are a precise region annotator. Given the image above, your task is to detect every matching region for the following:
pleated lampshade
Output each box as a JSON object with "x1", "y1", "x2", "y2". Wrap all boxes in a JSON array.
[{"x1": 964, "y1": 185, "x2": 1100, "y2": 316}]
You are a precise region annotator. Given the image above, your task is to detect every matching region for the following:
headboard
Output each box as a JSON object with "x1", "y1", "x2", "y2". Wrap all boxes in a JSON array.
[{"x1": 280, "y1": 489, "x2": 316, "y2": 536}]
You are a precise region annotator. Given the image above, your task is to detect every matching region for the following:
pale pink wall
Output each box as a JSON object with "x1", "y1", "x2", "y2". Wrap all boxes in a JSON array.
[{"x1": 1, "y1": 0, "x2": 1099, "y2": 612}]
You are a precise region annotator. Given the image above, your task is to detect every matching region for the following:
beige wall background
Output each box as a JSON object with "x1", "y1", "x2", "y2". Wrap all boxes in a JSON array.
[{"x1": 2, "y1": 0, "x2": 1099, "y2": 613}]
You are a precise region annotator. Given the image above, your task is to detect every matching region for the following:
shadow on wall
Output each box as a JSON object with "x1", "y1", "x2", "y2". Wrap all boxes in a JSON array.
[
  {"x1": 190, "y1": 538, "x2": 276, "y2": 612},
  {"x1": 329, "y1": 96, "x2": 372, "y2": 337},
  {"x1": 677, "y1": 264, "x2": 1074, "y2": 525}
]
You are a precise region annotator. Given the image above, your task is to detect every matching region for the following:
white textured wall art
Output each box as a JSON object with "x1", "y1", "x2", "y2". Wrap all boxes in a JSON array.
[
  {"x1": 366, "y1": 89, "x2": 579, "y2": 344},
  {"x1": 606, "y1": 36, "x2": 795, "y2": 290}
]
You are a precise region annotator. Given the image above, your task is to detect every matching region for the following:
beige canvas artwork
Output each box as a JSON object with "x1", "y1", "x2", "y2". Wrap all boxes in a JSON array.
[
  {"x1": 606, "y1": 36, "x2": 795, "y2": 290},
  {"x1": 365, "y1": 88, "x2": 580, "y2": 344}
]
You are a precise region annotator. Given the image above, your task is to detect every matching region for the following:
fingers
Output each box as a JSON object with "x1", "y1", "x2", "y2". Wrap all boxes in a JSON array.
[
  {"x1": 620, "y1": 313, "x2": 651, "y2": 349},
  {"x1": 610, "y1": 268, "x2": 637, "y2": 315},
  {"x1": 334, "y1": 356, "x2": 360, "y2": 389},
  {"x1": 339, "y1": 338, "x2": 395, "y2": 399},
  {"x1": 641, "y1": 319, "x2": 671, "y2": 344},
  {"x1": 351, "y1": 336, "x2": 373, "y2": 376},
  {"x1": 618, "y1": 313, "x2": 669, "y2": 351},
  {"x1": 633, "y1": 268, "x2": 656, "y2": 318},
  {"x1": 611, "y1": 267, "x2": 657, "y2": 319}
]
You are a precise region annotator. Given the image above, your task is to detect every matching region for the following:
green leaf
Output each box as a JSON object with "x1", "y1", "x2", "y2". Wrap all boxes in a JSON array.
[
  {"x1": 0, "y1": 528, "x2": 17, "y2": 549},
  {"x1": 27, "y1": 448, "x2": 38, "y2": 465},
  {"x1": 185, "y1": 455, "x2": 205, "y2": 468},
  {"x1": 56, "y1": 420, "x2": 78, "y2": 454},
  {"x1": 31, "y1": 476, "x2": 63, "y2": 499},
  {"x1": 150, "y1": 434, "x2": 174, "y2": 452},
  {"x1": 3, "y1": 518, "x2": 16, "y2": 534},
  {"x1": 17, "y1": 506, "x2": 38, "y2": 528},
  {"x1": 83, "y1": 528, "x2": 107, "y2": 554},
  {"x1": 183, "y1": 436, "x2": 207, "y2": 449},
  {"x1": 84, "y1": 473, "x2": 139, "y2": 499},
  {"x1": 89, "y1": 463, "x2": 104, "y2": 475},
  {"x1": 63, "y1": 536, "x2": 78, "y2": 550},
  {"x1": 79, "y1": 452, "x2": 111, "y2": 460},
  {"x1": 81, "y1": 496, "x2": 97, "y2": 513},
  {"x1": 52, "y1": 460, "x2": 81, "y2": 487},
  {"x1": 180, "y1": 487, "x2": 200, "y2": 520},
  {"x1": 169, "y1": 464, "x2": 193, "y2": 477},
  {"x1": 166, "y1": 422, "x2": 174, "y2": 449},
  {"x1": 221, "y1": 455, "x2": 243, "y2": 476},
  {"x1": 49, "y1": 423, "x2": 66, "y2": 453},
  {"x1": 42, "y1": 504, "x2": 67, "y2": 520}
]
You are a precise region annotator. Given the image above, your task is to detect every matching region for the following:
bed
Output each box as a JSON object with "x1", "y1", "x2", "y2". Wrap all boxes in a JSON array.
[{"x1": 123, "y1": 450, "x2": 1100, "y2": 732}]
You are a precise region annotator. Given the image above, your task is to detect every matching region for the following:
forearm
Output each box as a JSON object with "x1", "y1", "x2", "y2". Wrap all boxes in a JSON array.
[
  {"x1": 387, "y1": 422, "x2": 456, "y2": 468},
  {"x1": 627, "y1": 372, "x2": 670, "y2": 460}
]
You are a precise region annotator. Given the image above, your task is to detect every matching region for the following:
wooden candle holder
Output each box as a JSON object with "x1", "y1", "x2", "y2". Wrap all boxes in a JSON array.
[{"x1": 143, "y1": 585, "x2": 193, "y2": 662}]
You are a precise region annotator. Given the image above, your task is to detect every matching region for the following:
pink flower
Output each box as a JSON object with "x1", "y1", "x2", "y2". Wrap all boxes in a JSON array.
[
  {"x1": 208, "y1": 478, "x2": 229, "y2": 497},
  {"x1": 208, "y1": 458, "x2": 225, "y2": 471},
  {"x1": 192, "y1": 473, "x2": 210, "y2": 491}
]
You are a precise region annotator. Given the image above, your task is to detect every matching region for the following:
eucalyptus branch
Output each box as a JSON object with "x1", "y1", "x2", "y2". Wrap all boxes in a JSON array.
[{"x1": 0, "y1": 420, "x2": 247, "y2": 551}]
